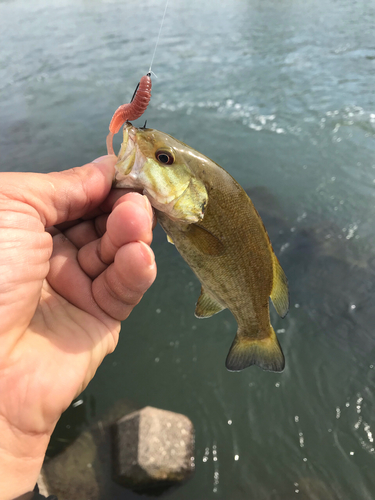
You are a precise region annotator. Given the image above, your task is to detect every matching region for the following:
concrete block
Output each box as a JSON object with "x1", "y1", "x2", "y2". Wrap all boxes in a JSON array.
[{"x1": 112, "y1": 406, "x2": 195, "y2": 493}]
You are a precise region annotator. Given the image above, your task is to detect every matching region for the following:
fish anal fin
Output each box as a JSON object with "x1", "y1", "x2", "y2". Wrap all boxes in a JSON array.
[
  {"x1": 270, "y1": 253, "x2": 289, "y2": 318},
  {"x1": 225, "y1": 326, "x2": 285, "y2": 372},
  {"x1": 187, "y1": 224, "x2": 225, "y2": 256},
  {"x1": 195, "y1": 287, "x2": 225, "y2": 318}
]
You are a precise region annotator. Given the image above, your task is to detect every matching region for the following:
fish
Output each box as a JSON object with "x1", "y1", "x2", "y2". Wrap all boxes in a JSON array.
[{"x1": 113, "y1": 123, "x2": 289, "y2": 372}]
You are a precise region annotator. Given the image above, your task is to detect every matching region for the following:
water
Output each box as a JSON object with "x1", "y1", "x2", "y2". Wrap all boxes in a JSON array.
[{"x1": 1, "y1": 0, "x2": 375, "y2": 498}]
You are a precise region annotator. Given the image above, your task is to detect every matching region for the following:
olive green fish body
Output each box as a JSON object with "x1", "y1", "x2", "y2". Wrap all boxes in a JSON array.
[
  {"x1": 114, "y1": 124, "x2": 289, "y2": 372},
  {"x1": 157, "y1": 171, "x2": 272, "y2": 326}
]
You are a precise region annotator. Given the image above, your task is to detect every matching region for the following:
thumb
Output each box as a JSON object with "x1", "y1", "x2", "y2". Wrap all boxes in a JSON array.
[{"x1": 0, "y1": 155, "x2": 117, "y2": 228}]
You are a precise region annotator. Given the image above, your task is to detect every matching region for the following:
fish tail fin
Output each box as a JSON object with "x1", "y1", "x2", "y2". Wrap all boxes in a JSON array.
[{"x1": 225, "y1": 325, "x2": 285, "y2": 372}]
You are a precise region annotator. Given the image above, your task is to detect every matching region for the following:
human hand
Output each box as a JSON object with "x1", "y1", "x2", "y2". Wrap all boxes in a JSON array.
[{"x1": 0, "y1": 156, "x2": 157, "y2": 500}]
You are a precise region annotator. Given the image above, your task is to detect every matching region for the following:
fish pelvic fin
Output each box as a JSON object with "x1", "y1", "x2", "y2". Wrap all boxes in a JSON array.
[
  {"x1": 270, "y1": 253, "x2": 289, "y2": 318},
  {"x1": 195, "y1": 287, "x2": 225, "y2": 318},
  {"x1": 225, "y1": 325, "x2": 285, "y2": 372},
  {"x1": 166, "y1": 234, "x2": 174, "y2": 245}
]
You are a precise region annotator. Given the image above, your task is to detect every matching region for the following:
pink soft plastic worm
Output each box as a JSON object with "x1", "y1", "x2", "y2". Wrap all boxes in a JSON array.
[{"x1": 106, "y1": 74, "x2": 152, "y2": 155}]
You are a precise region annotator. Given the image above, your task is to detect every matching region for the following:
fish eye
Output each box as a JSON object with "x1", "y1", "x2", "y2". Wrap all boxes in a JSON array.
[{"x1": 156, "y1": 150, "x2": 174, "y2": 165}]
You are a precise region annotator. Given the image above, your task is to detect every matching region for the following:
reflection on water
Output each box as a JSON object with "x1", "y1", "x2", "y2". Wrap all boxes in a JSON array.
[{"x1": 1, "y1": 0, "x2": 375, "y2": 498}]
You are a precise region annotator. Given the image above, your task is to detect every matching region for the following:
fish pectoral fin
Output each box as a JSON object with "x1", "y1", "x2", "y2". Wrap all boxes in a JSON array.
[
  {"x1": 166, "y1": 234, "x2": 174, "y2": 245},
  {"x1": 225, "y1": 326, "x2": 285, "y2": 372},
  {"x1": 195, "y1": 287, "x2": 225, "y2": 318},
  {"x1": 270, "y1": 253, "x2": 289, "y2": 318},
  {"x1": 187, "y1": 224, "x2": 225, "y2": 256}
]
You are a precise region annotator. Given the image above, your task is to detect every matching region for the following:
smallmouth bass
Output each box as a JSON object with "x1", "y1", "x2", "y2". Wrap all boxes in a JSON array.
[{"x1": 114, "y1": 123, "x2": 289, "y2": 372}]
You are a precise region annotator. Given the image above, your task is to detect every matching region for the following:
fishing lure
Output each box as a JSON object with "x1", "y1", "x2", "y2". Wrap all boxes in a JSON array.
[
  {"x1": 105, "y1": 0, "x2": 168, "y2": 154},
  {"x1": 106, "y1": 73, "x2": 152, "y2": 155}
]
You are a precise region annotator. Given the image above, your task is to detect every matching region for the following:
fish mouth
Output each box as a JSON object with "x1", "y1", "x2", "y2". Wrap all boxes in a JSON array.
[{"x1": 113, "y1": 124, "x2": 146, "y2": 190}]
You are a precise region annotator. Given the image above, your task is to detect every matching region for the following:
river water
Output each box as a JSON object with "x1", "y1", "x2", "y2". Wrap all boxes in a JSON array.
[{"x1": 1, "y1": 0, "x2": 375, "y2": 498}]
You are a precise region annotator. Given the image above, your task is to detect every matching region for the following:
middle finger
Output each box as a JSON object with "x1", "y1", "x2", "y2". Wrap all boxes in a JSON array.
[
  {"x1": 63, "y1": 216, "x2": 108, "y2": 248},
  {"x1": 77, "y1": 192, "x2": 153, "y2": 279}
]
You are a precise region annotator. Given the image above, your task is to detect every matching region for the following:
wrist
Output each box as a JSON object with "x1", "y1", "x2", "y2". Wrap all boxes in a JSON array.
[{"x1": 0, "y1": 417, "x2": 50, "y2": 500}]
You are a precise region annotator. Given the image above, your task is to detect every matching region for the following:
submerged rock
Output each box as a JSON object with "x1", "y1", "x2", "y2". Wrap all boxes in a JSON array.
[
  {"x1": 41, "y1": 402, "x2": 194, "y2": 499},
  {"x1": 112, "y1": 406, "x2": 195, "y2": 494},
  {"x1": 297, "y1": 476, "x2": 343, "y2": 500},
  {"x1": 41, "y1": 399, "x2": 139, "y2": 500}
]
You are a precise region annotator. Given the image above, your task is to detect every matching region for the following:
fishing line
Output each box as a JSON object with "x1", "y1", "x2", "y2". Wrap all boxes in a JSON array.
[
  {"x1": 148, "y1": 0, "x2": 169, "y2": 74},
  {"x1": 106, "y1": 4, "x2": 168, "y2": 155}
]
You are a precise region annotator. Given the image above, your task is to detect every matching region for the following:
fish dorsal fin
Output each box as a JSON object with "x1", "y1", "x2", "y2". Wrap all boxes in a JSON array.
[
  {"x1": 195, "y1": 287, "x2": 225, "y2": 318},
  {"x1": 187, "y1": 224, "x2": 225, "y2": 256},
  {"x1": 270, "y1": 253, "x2": 289, "y2": 318}
]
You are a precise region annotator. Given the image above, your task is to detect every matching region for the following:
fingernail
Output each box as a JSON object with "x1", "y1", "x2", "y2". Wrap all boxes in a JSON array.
[
  {"x1": 92, "y1": 155, "x2": 113, "y2": 163},
  {"x1": 141, "y1": 194, "x2": 152, "y2": 212},
  {"x1": 139, "y1": 241, "x2": 155, "y2": 267},
  {"x1": 142, "y1": 194, "x2": 154, "y2": 225}
]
